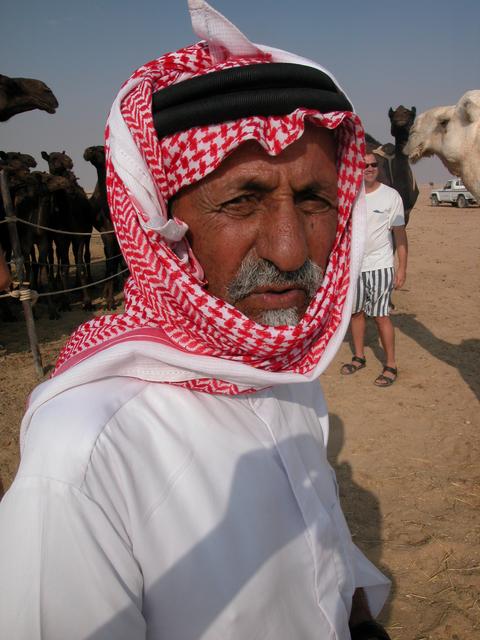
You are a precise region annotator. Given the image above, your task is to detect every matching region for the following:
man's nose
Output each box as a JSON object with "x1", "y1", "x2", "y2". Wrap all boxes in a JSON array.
[{"x1": 256, "y1": 199, "x2": 308, "y2": 272}]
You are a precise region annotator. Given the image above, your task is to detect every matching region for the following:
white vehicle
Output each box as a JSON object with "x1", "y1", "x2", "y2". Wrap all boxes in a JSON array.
[{"x1": 430, "y1": 178, "x2": 477, "y2": 208}]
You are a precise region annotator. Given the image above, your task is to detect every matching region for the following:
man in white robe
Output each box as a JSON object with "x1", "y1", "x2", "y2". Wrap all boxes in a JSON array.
[{"x1": 0, "y1": 2, "x2": 391, "y2": 638}]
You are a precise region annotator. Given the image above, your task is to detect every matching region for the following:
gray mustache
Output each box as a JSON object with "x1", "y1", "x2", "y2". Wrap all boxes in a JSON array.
[{"x1": 227, "y1": 256, "x2": 324, "y2": 303}]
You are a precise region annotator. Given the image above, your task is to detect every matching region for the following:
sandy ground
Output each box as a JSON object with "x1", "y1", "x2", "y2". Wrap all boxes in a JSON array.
[{"x1": 1, "y1": 187, "x2": 479, "y2": 639}]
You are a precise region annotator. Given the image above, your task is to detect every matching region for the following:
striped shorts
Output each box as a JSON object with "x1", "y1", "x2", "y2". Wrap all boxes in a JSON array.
[{"x1": 353, "y1": 267, "x2": 394, "y2": 317}]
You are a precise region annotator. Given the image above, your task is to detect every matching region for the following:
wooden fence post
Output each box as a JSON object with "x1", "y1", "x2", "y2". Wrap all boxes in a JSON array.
[{"x1": 0, "y1": 170, "x2": 44, "y2": 378}]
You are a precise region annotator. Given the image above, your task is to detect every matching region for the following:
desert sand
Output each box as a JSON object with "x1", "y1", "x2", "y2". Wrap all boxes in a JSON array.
[{"x1": 0, "y1": 186, "x2": 479, "y2": 639}]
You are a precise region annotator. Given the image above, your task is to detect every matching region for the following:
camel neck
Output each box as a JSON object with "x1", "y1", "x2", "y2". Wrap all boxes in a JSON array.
[
  {"x1": 393, "y1": 131, "x2": 409, "y2": 152},
  {"x1": 95, "y1": 164, "x2": 106, "y2": 184}
]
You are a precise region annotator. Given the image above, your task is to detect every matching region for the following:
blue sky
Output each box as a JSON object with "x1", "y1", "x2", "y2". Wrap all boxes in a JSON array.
[{"x1": 1, "y1": 0, "x2": 479, "y2": 190}]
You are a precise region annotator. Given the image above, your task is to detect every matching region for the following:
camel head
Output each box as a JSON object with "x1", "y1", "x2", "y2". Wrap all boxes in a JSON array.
[
  {"x1": 0, "y1": 151, "x2": 37, "y2": 169},
  {"x1": 83, "y1": 145, "x2": 106, "y2": 169},
  {"x1": 0, "y1": 152, "x2": 36, "y2": 185},
  {"x1": 404, "y1": 91, "x2": 480, "y2": 198},
  {"x1": 41, "y1": 150, "x2": 74, "y2": 176},
  {"x1": 33, "y1": 171, "x2": 72, "y2": 194},
  {"x1": 9, "y1": 171, "x2": 39, "y2": 205},
  {"x1": 389, "y1": 106, "x2": 416, "y2": 140},
  {"x1": 0, "y1": 75, "x2": 58, "y2": 122},
  {"x1": 440, "y1": 91, "x2": 480, "y2": 198},
  {"x1": 404, "y1": 105, "x2": 454, "y2": 163}
]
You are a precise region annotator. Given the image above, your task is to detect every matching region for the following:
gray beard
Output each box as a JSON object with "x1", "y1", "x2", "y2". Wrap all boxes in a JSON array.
[
  {"x1": 227, "y1": 256, "x2": 324, "y2": 326},
  {"x1": 258, "y1": 308, "x2": 300, "y2": 327}
]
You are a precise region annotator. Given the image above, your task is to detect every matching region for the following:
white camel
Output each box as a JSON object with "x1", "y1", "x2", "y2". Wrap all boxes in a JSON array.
[{"x1": 405, "y1": 90, "x2": 480, "y2": 201}]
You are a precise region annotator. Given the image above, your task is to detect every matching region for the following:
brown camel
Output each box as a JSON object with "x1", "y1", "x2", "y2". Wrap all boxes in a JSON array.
[
  {"x1": 0, "y1": 152, "x2": 38, "y2": 262},
  {"x1": 0, "y1": 156, "x2": 58, "y2": 317},
  {"x1": 83, "y1": 145, "x2": 125, "y2": 309},
  {"x1": 0, "y1": 153, "x2": 40, "y2": 320},
  {"x1": 0, "y1": 151, "x2": 37, "y2": 169},
  {"x1": 10, "y1": 170, "x2": 73, "y2": 319},
  {"x1": 0, "y1": 74, "x2": 58, "y2": 122},
  {"x1": 41, "y1": 151, "x2": 93, "y2": 310},
  {"x1": 366, "y1": 105, "x2": 419, "y2": 225}
]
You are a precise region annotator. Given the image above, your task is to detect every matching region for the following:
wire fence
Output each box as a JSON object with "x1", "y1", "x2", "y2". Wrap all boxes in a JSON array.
[
  {"x1": 6, "y1": 251, "x2": 124, "y2": 268},
  {"x1": 1, "y1": 209, "x2": 128, "y2": 304},
  {"x1": 0, "y1": 216, "x2": 116, "y2": 235},
  {"x1": 1, "y1": 184, "x2": 126, "y2": 303},
  {"x1": 0, "y1": 267, "x2": 129, "y2": 302},
  {"x1": 0, "y1": 168, "x2": 127, "y2": 376}
]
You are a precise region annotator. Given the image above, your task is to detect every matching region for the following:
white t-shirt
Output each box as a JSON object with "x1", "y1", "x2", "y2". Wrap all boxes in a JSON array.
[
  {"x1": 362, "y1": 183, "x2": 405, "y2": 272},
  {"x1": 0, "y1": 374, "x2": 389, "y2": 640}
]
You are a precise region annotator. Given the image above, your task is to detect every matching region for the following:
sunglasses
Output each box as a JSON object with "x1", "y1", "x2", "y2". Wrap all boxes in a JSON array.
[{"x1": 365, "y1": 162, "x2": 378, "y2": 168}]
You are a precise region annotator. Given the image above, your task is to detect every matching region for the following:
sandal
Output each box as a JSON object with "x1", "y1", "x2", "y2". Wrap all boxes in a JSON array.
[
  {"x1": 374, "y1": 365, "x2": 397, "y2": 387},
  {"x1": 340, "y1": 356, "x2": 366, "y2": 375}
]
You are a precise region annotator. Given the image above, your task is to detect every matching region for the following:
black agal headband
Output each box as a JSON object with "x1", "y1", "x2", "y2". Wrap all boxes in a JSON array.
[{"x1": 152, "y1": 63, "x2": 353, "y2": 138}]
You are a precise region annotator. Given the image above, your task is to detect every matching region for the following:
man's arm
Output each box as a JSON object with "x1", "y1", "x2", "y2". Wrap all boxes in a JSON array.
[
  {"x1": 392, "y1": 225, "x2": 408, "y2": 289},
  {"x1": 0, "y1": 478, "x2": 146, "y2": 640}
]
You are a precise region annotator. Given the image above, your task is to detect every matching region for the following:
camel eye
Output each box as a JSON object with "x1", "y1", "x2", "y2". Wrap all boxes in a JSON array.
[{"x1": 439, "y1": 119, "x2": 449, "y2": 129}]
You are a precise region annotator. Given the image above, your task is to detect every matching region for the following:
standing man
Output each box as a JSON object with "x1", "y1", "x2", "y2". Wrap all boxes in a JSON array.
[
  {"x1": 341, "y1": 153, "x2": 408, "y2": 386},
  {"x1": 0, "y1": 2, "x2": 392, "y2": 639}
]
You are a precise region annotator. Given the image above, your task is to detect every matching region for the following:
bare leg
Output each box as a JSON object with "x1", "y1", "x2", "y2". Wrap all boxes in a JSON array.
[
  {"x1": 351, "y1": 311, "x2": 366, "y2": 359},
  {"x1": 340, "y1": 311, "x2": 367, "y2": 374},
  {"x1": 374, "y1": 315, "x2": 397, "y2": 383},
  {"x1": 374, "y1": 315, "x2": 396, "y2": 366}
]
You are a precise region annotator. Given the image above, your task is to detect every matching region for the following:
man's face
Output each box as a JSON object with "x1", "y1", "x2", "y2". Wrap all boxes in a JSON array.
[
  {"x1": 171, "y1": 125, "x2": 338, "y2": 325},
  {"x1": 364, "y1": 153, "x2": 379, "y2": 187}
]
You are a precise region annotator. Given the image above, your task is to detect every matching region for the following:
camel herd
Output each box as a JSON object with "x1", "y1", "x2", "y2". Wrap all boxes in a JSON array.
[
  {"x1": 0, "y1": 75, "x2": 124, "y2": 316},
  {"x1": 0, "y1": 147, "x2": 124, "y2": 316},
  {"x1": 0, "y1": 72, "x2": 478, "y2": 320}
]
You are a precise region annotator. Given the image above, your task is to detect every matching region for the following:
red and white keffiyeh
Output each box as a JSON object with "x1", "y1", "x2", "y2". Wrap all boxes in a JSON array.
[{"x1": 52, "y1": 1, "x2": 366, "y2": 395}]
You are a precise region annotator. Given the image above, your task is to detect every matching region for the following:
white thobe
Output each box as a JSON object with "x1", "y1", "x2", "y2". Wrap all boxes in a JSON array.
[{"x1": 0, "y1": 373, "x2": 389, "y2": 640}]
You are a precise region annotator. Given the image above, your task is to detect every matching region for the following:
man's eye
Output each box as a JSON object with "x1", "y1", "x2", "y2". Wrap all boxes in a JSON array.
[
  {"x1": 221, "y1": 194, "x2": 259, "y2": 214},
  {"x1": 224, "y1": 194, "x2": 256, "y2": 206},
  {"x1": 296, "y1": 192, "x2": 333, "y2": 211}
]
